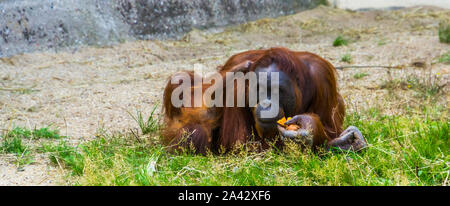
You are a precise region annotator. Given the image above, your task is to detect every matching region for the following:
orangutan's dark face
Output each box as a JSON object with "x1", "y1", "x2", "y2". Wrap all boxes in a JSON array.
[{"x1": 253, "y1": 63, "x2": 298, "y2": 138}]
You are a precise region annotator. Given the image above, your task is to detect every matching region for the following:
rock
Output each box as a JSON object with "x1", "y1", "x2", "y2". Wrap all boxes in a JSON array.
[{"x1": 0, "y1": 0, "x2": 324, "y2": 57}]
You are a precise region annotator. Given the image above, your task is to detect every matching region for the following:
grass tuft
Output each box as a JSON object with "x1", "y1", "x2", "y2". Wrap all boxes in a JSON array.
[
  {"x1": 5, "y1": 126, "x2": 63, "y2": 139},
  {"x1": 341, "y1": 53, "x2": 352, "y2": 63},
  {"x1": 317, "y1": 0, "x2": 329, "y2": 6},
  {"x1": 128, "y1": 105, "x2": 160, "y2": 135},
  {"x1": 438, "y1": 52, "x2": 450, "y2": 64},
  {"x1": 438, "y1": 22, "x2": 450, "y2": 43},
  {"x1": 1, "y1": 126, "x2": 63, "y2": 167},
  {"x1": 377, "y1": 39, "x2": 387, "y2": 46},
  {"x1": 353, "y1": 72, "x2": 369, "y2": 79},
  {"x1": 32, "y1": 127, "x2": 64, "y2": 139},
  {"x1": 1, "y1": 134, "x2": 35, "y2": 167},
  {"x1": 38, "y1": 140, "x2": 84, "y2": 175},
  {"x1": 333, "y1": 36, "x2": 349, "y2": 47},
  {"x1": 1, "y1": 136, "x2": 26, "y2": 154}
]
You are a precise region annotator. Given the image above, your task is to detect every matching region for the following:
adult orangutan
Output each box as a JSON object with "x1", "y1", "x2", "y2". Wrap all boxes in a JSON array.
[{"x1": 162, "y1": 47, "x2": 366, "y2": 154}]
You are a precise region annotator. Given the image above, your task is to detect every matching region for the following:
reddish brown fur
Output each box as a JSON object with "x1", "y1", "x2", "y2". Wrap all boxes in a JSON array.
[{"x1": 162, "y1": 47, "x2": 345, "y2": 154}]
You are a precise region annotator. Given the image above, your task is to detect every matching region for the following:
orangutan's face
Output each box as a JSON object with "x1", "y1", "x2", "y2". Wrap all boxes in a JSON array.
[{"x1": 253, "y1": 63, "x2": 298, "y2": 138}]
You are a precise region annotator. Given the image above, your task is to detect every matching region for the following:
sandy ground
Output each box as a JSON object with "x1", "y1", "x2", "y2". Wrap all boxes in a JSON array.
[{"x1": 0, "y1": 6, "x2": 449, "y2": 185}]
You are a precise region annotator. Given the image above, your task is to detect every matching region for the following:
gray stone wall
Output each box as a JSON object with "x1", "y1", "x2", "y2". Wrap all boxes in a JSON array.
[{"x1": 0, "y1": 0, "x2": 323, "y2": 57}]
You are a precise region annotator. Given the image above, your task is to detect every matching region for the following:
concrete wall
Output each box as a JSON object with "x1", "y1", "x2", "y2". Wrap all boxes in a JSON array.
[{"x1": 0, "y1": 0, "x2": 323, "y2": 57}]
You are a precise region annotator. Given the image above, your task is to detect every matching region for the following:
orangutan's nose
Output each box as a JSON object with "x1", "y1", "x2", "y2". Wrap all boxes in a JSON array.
[{"x1": 255, "y1": 99, "x2": 282, "y2": 123}]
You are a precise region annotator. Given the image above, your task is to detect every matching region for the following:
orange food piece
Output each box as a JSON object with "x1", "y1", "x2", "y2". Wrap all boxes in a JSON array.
[
  {"x1": 277, "y1": 117, "x2": 287, "y2": 126},
  {"x1": 286, "y1": 124, "x2": 300, "y2": 131},
  {"x1": 277, "y1": 116, "x2": 292, "y2": 127}
]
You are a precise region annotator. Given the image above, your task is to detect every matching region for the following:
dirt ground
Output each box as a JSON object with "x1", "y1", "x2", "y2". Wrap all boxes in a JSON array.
[{"x1": 0, "y1": 6, "x2": 449, "y2": 185}]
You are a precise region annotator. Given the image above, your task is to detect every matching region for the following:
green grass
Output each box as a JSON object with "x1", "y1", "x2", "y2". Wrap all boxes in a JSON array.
[
  {"x1": 6, "y1": 126, "x2": 63, "y2": 139},
  {"x1": 32, "y1": 127, "x2": 64, "y2": 139},
  {"x1": 49, "y1": 106, "x2": 449, "y2": 186},
  {"x1": 341, "y1": 53, "x2": 352, "y2": 63},
  {"x1": 128, "y1": 106, "x2": 160, "y2": 135},
  {"x1": 333, "y1": 36, "x2": 349, "y2": 47},
  {"x1": 377, "y1": 39, "x2": 387, "y2": 46},
  {"x1": 38, "y1": 141, "x2": 84, "y2": 175},
  {"x1": 317, "y1": 0, "x2": 329, "y2": 6},
  {"x1": 1, "y1": 136, "x2": 27, "y2": 154},
  {"x1": 3, "y1": 105, "x2": 447, "y2": 185},
  {"x1": 439, "y1": 22, "x2": 450, "y2": 43},
  {"x1": 438, "y1": 52, "x2": 450, "y2": 64},
  {"x1": 1, "y1": 126, "x2": 63, "y2": 168},
  {"x1": 9, "y1": 88, "x2": 38, "y2": 94},
  {"x1": 353, "y1": 72, "x2": 369, "y2": 79},
  {"x1": 1, "y1": 135, "x2": 35, "y2": 167}
]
